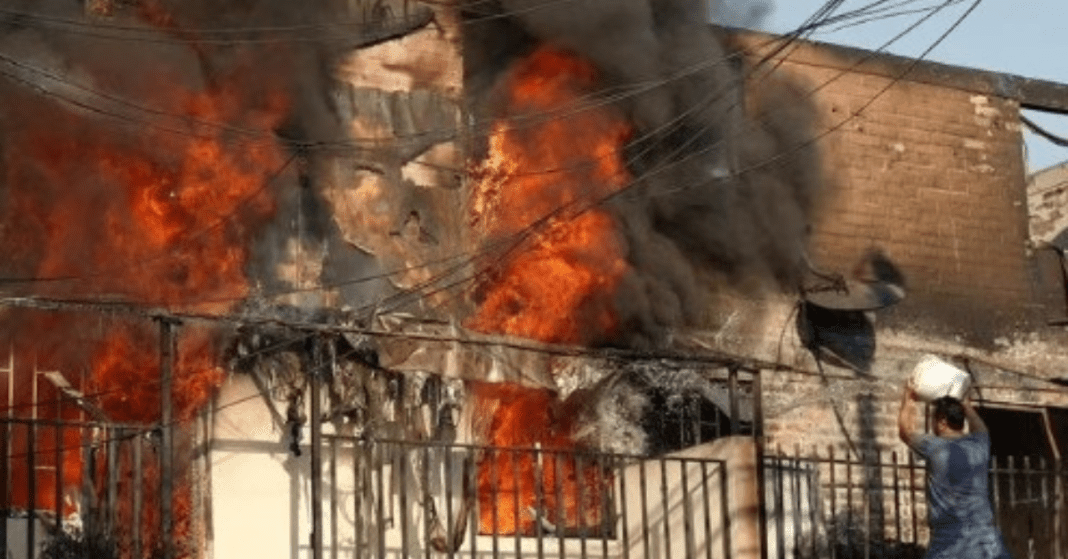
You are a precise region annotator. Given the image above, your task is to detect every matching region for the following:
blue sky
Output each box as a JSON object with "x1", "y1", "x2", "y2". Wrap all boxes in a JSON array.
[{"x1": 738, "y1": 0, "x2": 1068, "y2": 174}]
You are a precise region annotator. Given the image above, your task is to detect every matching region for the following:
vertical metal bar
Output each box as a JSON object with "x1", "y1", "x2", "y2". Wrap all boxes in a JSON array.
[
  {"x1": 133, "y1": 434, "x2": 143, "y2": 559},
  {"x1": 1008, "y1": 456, "x2": 1016, "y2": 511},
  {"x1": 422, "y1": 444, "x2": 431, "y2": 559},
  {"x1": 597, "y1": 454, "x2": 609, "y2": 559},
  {"x1": 80, "y1": 425, "x2": 93, "y2": 544},
  {"x1": 512, "y1": 449, "x2": 521, "y2": 557},
  {"x1": 159, "y1": 319, "x2": 176, "y2": 559},
  {"x1": 375, "y1": 442, "x2": 385, "y2": 559},
  {"x1": 753, "y1": 370, "x2": 769, "y2": 559},
  {"x1": 489, "y1": 448, "x2": 499, "y2": 559},
  {"x1": 0, "y1": 349, "x2": 10, "y2": 559},
  {"x1": 638, "y1": 455, "x2": 650, "y2": 559},
  {"x1": 773, "y1": 450, "x2": 784, "y2": 559},
  {"x1": 728, "y1": 367, "x2": 739, "y2": 435},
  {"x1": 808, "y1": 449, "x2": 818, "y2": 559},
  {"x1": 829, "y1": 446, "x2": 837, "y2": 559},
  {"x1": 792, "y1": 445, "x2": 801, "y2": 557},
  {"x1": 331, "y1": 437, "x2": 340, "y2": 559},
  {"x1": 892, "y1": 451, "x2": 901, "y2": 544},
  {"x1": 27, "y1": 418, "x2": 36, "y2": 559},
  {"x1": 617, "y1": 455, "x2": 630, "y2": 559},
  {"x1": 467, "y1": 448, "x2": 478, "y2": 559},
  {"x1": 699, "y1": 460, "x2": 713, "y2": 559},
  {"x1": 310, "y1": 336, "x2": 325, "y2": 559},
  {"x1": 659, "y1": 457, "x2": 670, "y2": 559},
  {"x1": 1023, "y1": 455, "x2": 1032, "y2": 552},
  {"x1": 54, "y1": 394, "x2": 63, "y2": 531},
  {"x1": 1040, "y1": 456, "x2": 1049, "y2": 559},
  {"x1": 691, "y1": 397, "x2": 702, "y2": 446},
  {"x1": 846, "y1": 450, "x2": 853, "y2": 559},
  {"x1": 578, "y1": 453, "x2": 588, "y2": 559},
  {"x1": 1053, "y1": 458, "x2": 1063, "y2": 559},
  {"x1": 354, "y1": 441, "x2": 364, "y2": 559},
  {"x1": 445, "y1": 441, "x2": 455, "y2": 559},
  {"x1": 680, "y1": 459, "x2": 695, "y2": 559},
  {"x1": 717, "y1": 461, "x2": 731, "y2": 559},
  {"x1": 555, "y1": 450, "x2": 565, "y2": 559},
  {"x1": 908, "y1": 451, "x2": 918, "y2": 549},
  {"x1": 863, "y1": 452, "x2": 870, "y2": 559},
  {"x1": 396, "y1": 441, "x2": 409, "y2": 559},
  {"x1": 532, "y1": 445, "x2": 544, "y2": 559},
  {"x1": 106, "y1": 429, "x2": 117, "y2": 538}
]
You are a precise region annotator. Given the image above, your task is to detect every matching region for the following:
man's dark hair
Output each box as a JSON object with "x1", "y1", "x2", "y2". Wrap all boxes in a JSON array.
[{"x1": 932, "y1": 396, "x2": 965, "y2": 430}]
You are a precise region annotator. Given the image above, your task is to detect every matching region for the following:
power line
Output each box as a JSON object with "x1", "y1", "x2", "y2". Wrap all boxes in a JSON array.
[{"x1": 0, "y1": 0, "x2": 987, "y2": 316}]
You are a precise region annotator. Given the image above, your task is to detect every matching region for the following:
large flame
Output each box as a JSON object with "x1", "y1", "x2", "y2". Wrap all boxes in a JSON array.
[
  {"x1": 471, "y1": 382, "x2": 611, "y2": 536},
  {"x1": 466, "y1": 47, "x2": 633, "y2": 346},
  {"x1": 465, "y1": 47, "x2": 631, "y2": 536},
  {"x1": 0, "y1": 23, "x2": 289, "y2": 554}
]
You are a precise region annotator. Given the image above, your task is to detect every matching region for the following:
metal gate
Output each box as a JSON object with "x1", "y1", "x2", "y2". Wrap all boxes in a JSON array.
[{"x1": 312, "y1": 436, "x2": 736, "y2": 559}]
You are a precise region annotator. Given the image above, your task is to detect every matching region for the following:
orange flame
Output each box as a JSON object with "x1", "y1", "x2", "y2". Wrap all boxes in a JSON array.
[
  {"x1": 465, "y1": 47, "x2": 631, "y2": 535},
  {"x1": 466, "y1": 46, "x2": 633, "y2": 346},
  {"x1": 0, "y1": 23, "x2": 290, "y2": 554},
  {"x1": 471, "y1": 382, "x2": 611, "y2": 536}
]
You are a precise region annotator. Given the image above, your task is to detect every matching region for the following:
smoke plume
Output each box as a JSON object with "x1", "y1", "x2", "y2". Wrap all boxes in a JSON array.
[{"x1": 473, "y1": 0, "x2": 821, "y2": 346}]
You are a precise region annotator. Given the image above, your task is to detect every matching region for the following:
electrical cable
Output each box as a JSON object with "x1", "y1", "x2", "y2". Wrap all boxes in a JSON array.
[{"x1": 0, "y1": 0, "x2": 988, "y2": 317}]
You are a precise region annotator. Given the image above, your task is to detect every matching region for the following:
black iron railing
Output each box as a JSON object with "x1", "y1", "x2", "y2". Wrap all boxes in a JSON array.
[
  {"x1": 763, "y1": 446, "x2": 1068, "y2": 559},
  {"x1": 318, "y1": 436, "x2": 734, "y2": 559}
]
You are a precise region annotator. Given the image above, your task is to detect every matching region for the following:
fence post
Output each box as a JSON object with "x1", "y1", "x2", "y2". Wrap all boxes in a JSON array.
[
  {"x1": 752, "y1": 369, "x2": 769, "y2": 559},
  {"x1": 0, "y1": 349, "x2": 12, "y2": 559},
  {"x1": 829, "y1": 445, "x2": 837, "y2": 559},
  {"x1": 159, "y1": 318, "x2": 176, "y2": 559},
  {"x1": 309, "y1": 334, "x2": 325, "y2": 559},
  {"x1": 1055, "y1": 457, "x2": 1063, "y2": 559}
]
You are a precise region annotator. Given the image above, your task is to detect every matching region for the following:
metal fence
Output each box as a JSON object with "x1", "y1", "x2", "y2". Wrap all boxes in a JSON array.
[
  {"x1": 0, "y1": 416, "x2": 178, "y2": 559},
  {"x1": 763, "y1": 446, "x2": 1068, "y2": 559},
  {"x1": 314, "y1": 436, "x2": 734, "y2": 559}
]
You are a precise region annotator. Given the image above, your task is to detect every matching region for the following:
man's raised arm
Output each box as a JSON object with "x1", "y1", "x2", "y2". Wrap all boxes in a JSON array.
[
  {"x1": 898, "y1": 379, "x2": 921, "y2": 448},
  {"x1": 962, "y1": 395, "x2": 988, "y2": 434}
]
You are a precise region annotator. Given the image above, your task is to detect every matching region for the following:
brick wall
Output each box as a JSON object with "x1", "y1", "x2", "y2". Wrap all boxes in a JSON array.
[
  {"x1": 729, "y1": 32, "x2": 1037, "y2": 345},
  {"x1": 699, "y1": 31, "x2": 1068, "y2": 460}
]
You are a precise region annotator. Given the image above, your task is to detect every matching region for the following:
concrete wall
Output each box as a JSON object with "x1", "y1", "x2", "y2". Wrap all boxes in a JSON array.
[{"x1": 210, "y1": 376, "x2": 762, "y2": 559}]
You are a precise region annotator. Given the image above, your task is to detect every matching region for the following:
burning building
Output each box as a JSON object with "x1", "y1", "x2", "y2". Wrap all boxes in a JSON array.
[{"x1": 1, "y1": 0, "x2": 1068, "y2": 558}]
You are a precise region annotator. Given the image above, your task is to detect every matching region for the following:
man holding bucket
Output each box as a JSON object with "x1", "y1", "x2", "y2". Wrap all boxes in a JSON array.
[{"x1": 898, "y1": 356, "x2": 1012, "y2": 559}]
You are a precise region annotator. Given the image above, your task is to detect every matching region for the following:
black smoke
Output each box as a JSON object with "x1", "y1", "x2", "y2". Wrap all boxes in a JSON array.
[{"x1": 466, "y1": 0, "x2": 821, "y2": 347}]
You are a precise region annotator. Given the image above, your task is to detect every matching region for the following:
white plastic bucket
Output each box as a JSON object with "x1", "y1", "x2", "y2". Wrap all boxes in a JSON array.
[{"x1": 910, "y1": 354, "x2": 972, "y2": 402}]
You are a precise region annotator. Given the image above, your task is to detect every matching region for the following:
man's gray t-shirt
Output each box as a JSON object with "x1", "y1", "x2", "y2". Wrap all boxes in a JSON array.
[{"x1": 912, "y1": 431, "x2": 1011, "y2": 558}]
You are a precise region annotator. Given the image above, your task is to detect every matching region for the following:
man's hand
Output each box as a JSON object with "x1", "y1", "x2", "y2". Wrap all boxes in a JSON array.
[
  {"x1": 901, "y1": 377, "x2": 918, "y2": 402},
  {"x1": 961, "y1": 386, "x2": 988, "y2": 434},
  {"x1": 898, "y1": 378, "x2": 920, "y2": 446}
]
